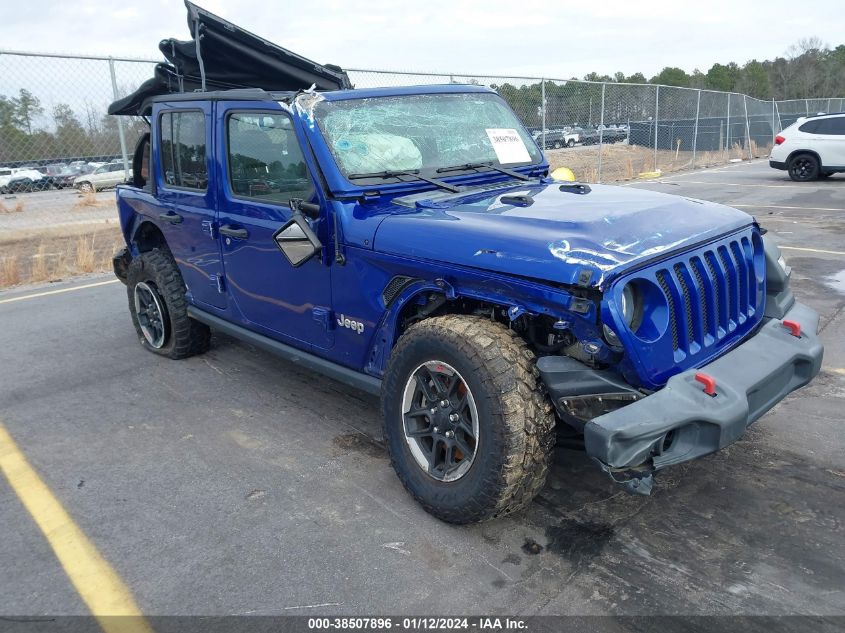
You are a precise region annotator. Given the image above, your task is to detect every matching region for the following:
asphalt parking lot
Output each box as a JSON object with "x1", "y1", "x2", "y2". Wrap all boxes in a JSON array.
[{"x1": 0, "y1": 159, "x2": 843, "y2": 619}]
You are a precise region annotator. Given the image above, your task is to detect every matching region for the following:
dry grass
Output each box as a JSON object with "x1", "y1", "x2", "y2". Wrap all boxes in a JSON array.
[
  {"x1": 75, "y1": 234, "x2": 97, "y2": 273},
  {"x1": 0, "y1": 199, "x2": 25, "y2": 214},
  {"x1": 549, "y1": 141, "x2": 772, "y2": 183},
  {"x1": 30, "y1": 244, "x2": 51, "y2": 282},
  {"x1": 73, "y1": 191, "x2": 112, "y2": 210},
  {"x1": 0, "y1": 257, "x2": 20, "y2": 287},
  {"x1": 0, "y1": 225, "x2": 123, "y2": 290}
]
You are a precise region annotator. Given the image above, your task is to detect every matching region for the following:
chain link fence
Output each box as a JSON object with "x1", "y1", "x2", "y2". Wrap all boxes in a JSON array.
[
  {"x1": 0, "y1": 50, "x2": 843, "y2": 286},
  {"x1": 1, "y1": 50, "x2": 843, "y2": 180}
]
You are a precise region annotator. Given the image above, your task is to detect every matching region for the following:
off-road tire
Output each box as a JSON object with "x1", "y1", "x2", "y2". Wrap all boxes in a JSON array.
[
  {"x1": 381, "y1": 315, "x2": 555, "y2": 523},
  {"x1": 126, "y1": 248, "x2": 211, "y2": 359},
  {"x1": 787, "y1": 153, "x2": 820, "y2": 181}
]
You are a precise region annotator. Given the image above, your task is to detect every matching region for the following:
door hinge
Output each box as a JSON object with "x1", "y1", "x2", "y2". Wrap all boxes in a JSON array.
[
  {"x1": 201, "y1": 220, "x2": 218, "y2": 239},
  {"x1": 312, "y1": 306, "x2": 333, "y2": 331}
]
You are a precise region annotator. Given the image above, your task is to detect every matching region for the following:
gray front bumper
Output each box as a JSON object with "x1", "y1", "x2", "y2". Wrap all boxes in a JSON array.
[{"x1": 584, "y1": 301, "x2": 824, "y2": 473}]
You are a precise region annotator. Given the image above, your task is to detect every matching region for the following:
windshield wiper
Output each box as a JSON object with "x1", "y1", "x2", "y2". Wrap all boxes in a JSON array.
[
  {"x1": 347, "y1": 170, "x2": 462, "y2": 193},
  {"x1": 436, "y1": 162, "x2": 531, "y2": 181}
]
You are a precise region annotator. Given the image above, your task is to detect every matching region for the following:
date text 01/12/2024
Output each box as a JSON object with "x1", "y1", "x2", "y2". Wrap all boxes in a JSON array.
[{"x1": 307, "y1": 617, "x2": 528, "y2": 630}]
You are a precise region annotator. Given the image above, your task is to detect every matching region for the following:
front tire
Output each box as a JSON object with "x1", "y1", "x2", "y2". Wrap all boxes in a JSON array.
[
  {"x1": 126, "y1": 249, "x2": 211, "y2": 359},
  {"x1": 567, "y1": 139, "x2": 575, "y2": 148},
  {"x1": 381, "y1": 315, "x2": 555, "y2": 523},
  {"x1": 788, "y1": 153, "x2": 820, "y2": 181},
  {"x1": 78, "y1": 182, "x2": 94, "y2": 193}
]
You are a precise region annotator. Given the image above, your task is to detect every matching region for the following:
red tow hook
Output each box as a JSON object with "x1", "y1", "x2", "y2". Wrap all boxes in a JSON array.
[
  {"x1": 694, "y1": 372, "x2": 717, "y2": 397},
  {"x1": 782, "y1": 319, "x2": 801, "y2": 338}
]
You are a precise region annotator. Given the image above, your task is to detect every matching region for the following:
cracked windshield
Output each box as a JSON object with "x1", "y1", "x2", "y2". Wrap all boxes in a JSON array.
[{"x1": 314, "y1": 92, "x2": 542, "y2": 177}]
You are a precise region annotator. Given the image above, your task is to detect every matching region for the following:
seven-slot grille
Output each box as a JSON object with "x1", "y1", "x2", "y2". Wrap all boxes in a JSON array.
[{"x1": 654, "y1": 235, "x2": 760, "y2": 355}]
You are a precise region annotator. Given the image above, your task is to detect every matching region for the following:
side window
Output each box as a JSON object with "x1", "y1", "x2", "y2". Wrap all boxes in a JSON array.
[
  {"x1": 798, "y1": 120, "x2": 819, "y2": 134},
  {"x1": 814, "y1": 117, "x2": 845, "y2": 135},
  {"x1": 160, "y1": 111, "x2": 208, "y2": 190},
  {"x1": 227, "y1": 112, "x2": 311, "y2": 203}
]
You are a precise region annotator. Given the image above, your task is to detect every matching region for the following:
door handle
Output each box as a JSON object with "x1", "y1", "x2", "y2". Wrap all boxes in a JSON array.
[
  {"x1": 159, "y1": 211, "x2": 182, "y2": 224},
  {"x1": 219, "y1": 225, "x2": 249, "y2": 239}
]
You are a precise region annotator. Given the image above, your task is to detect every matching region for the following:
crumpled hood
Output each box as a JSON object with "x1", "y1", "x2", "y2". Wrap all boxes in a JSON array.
[{"x1": 373, "y1": 182, "x2": 754, "y2": 288}]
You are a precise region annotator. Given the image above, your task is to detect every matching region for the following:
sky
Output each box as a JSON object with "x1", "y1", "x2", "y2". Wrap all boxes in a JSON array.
[{"x1": 1, "y1": 0, "x2": 844, "y2": 80}]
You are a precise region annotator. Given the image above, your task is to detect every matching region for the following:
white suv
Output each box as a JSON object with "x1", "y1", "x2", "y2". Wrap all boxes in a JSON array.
[
  {"x1": 770, "y1": 113, "x2": 845, "y2": 181},
  {"x1": 73, "y1": 163, "x2": 132, "y2": 192}
]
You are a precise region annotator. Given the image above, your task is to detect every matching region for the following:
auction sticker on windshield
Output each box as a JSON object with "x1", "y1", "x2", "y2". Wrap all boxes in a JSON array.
[{"x1": 485, "y1": 128, "x2": 531, "y2": 164}]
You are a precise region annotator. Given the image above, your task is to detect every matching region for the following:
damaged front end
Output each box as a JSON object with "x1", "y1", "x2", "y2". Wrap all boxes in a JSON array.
[
  {"x1": 536, "y1": 354, "x2": 657, "y2": 495},
  {"x1": 540, "y1": 234, "x2": 824, "y2": 495}
]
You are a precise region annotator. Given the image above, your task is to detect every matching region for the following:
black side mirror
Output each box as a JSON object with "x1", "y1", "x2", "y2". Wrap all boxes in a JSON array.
[
  {"x1": 273, "y1": 213, "x2": 322, "y2": 267},
  {"x1": 289, "y1": 197, "x2": 321, "y2": 219}
]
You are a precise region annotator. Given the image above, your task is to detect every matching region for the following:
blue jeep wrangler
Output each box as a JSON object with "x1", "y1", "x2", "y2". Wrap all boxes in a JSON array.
[{"x1": 109, "y1": 3, "x2": 823, "y2": 523}]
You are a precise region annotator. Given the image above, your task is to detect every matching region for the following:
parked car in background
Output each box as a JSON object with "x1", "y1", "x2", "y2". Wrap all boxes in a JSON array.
[
  {"x1": 769, "y1": 112, "x2": 845, "y2": 181},
  {"x1": 0, "y1": 167, "x2": 47, "y2": 193},
  {"x1": 74, "y1": 163, "x2": 132, "y2": 192},
  {"x1": 598, "y1": 125, "x2": 628, "y2": 144},
  {"x1": 68, "y1": 160, "x2": 90, "y2": 174},
  {"x1": 533, "y1": 128, "x2": 579, "y2": 149},
  {"x1": 52, "y1": 167, "x2": 79, "y2": 189}
]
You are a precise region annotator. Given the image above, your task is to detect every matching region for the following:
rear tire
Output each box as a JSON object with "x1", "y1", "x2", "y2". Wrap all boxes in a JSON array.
[
  {"x1": 788, "y1": 153, "x2": 820, "y2": 181},
  {"x1": 126, "y1": 248, "x2": 211, "y2": 359},
  {"x1": 381, "y1": 315, "x2": 555, "y2": 524},
  {"x1": 553, "y1": 141, "x2": 562, "y2": 149}
]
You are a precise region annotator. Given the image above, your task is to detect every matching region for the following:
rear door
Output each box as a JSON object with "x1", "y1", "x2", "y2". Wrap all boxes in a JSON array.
[
  {"x1": 814, "y1": 116, "x2": 845, "y2": 167},
  {"x1": 153, "y1": 103, "x2": 226, "y2": 309},
  {"x1": 215, "y1": 102, "x2": 333, "y2": 349},
  {"x1": 108, "y1": 162, "x2": 130, "y2": 186}
]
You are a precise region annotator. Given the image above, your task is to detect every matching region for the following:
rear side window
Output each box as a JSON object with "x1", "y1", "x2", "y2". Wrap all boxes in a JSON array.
[
  {"x1": 798, "y1": 117, "x2": 845, "y2": 135},
  {"x1": 226, "y1": 112, "x2": 311, "y2": 203},
  {"x1": 813, "y1": 117, "x2": 845, "y2": 135},
  {"x1": 160, "y1": 111, "x2": 208, "y2": 191},
  {"x1": 798, "y1": 120, "x2": 819, "y2": 133}
]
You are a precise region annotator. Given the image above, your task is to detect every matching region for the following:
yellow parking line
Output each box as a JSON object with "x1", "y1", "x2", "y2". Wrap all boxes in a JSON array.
[
  {"x1": 0, "y1": 279, "x2": 119, "y2": 305},
  {"x1": 0, "y1": 423, "x2": 152, "y2": 633},
  {"x1": 779, "y1": 246, "x2": 845, "y2": 256}
]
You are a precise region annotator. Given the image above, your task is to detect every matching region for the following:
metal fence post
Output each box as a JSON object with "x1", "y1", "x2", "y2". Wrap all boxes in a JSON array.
[
  {"x1": 108, "y1": 57, "x2": 130, "y2": 176},
  {"x1": 743, "y1": 94, "x2": 753, "y2": 160},
  {"x1": 775, "y1": 100, "x2": 782, "y2": 135},
  {"x1": 597, "y1": 82, "x2": 606, "y2": 182},
  {"x1": 541, "y1": 79, "x2": 546, "y2": 152},
  {"x1": 805, "y1": 99, "x2": 810, "y2": 116},
  {"x1": 726, "y1": 93, "x2": 731, "y2": 154},
  {"x1": 772, "y1": 98, "x2": 777, "y2": 142},
  {"x1": 653, "y1": 85, "x2": 660, "y2": 168},
  {"x1": 692, "y1": 89, "x2": 701, "y2": 168}
]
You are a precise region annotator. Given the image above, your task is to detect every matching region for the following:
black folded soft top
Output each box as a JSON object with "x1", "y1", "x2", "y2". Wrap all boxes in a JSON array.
[{"x1": 108, "y1": 1, "x2": 352, "y2": 116}]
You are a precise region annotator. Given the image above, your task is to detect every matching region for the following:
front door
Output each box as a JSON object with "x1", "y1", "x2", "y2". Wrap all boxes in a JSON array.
[{"x1": 216, "y1": 104, "x2": 332, "y2": 349}]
